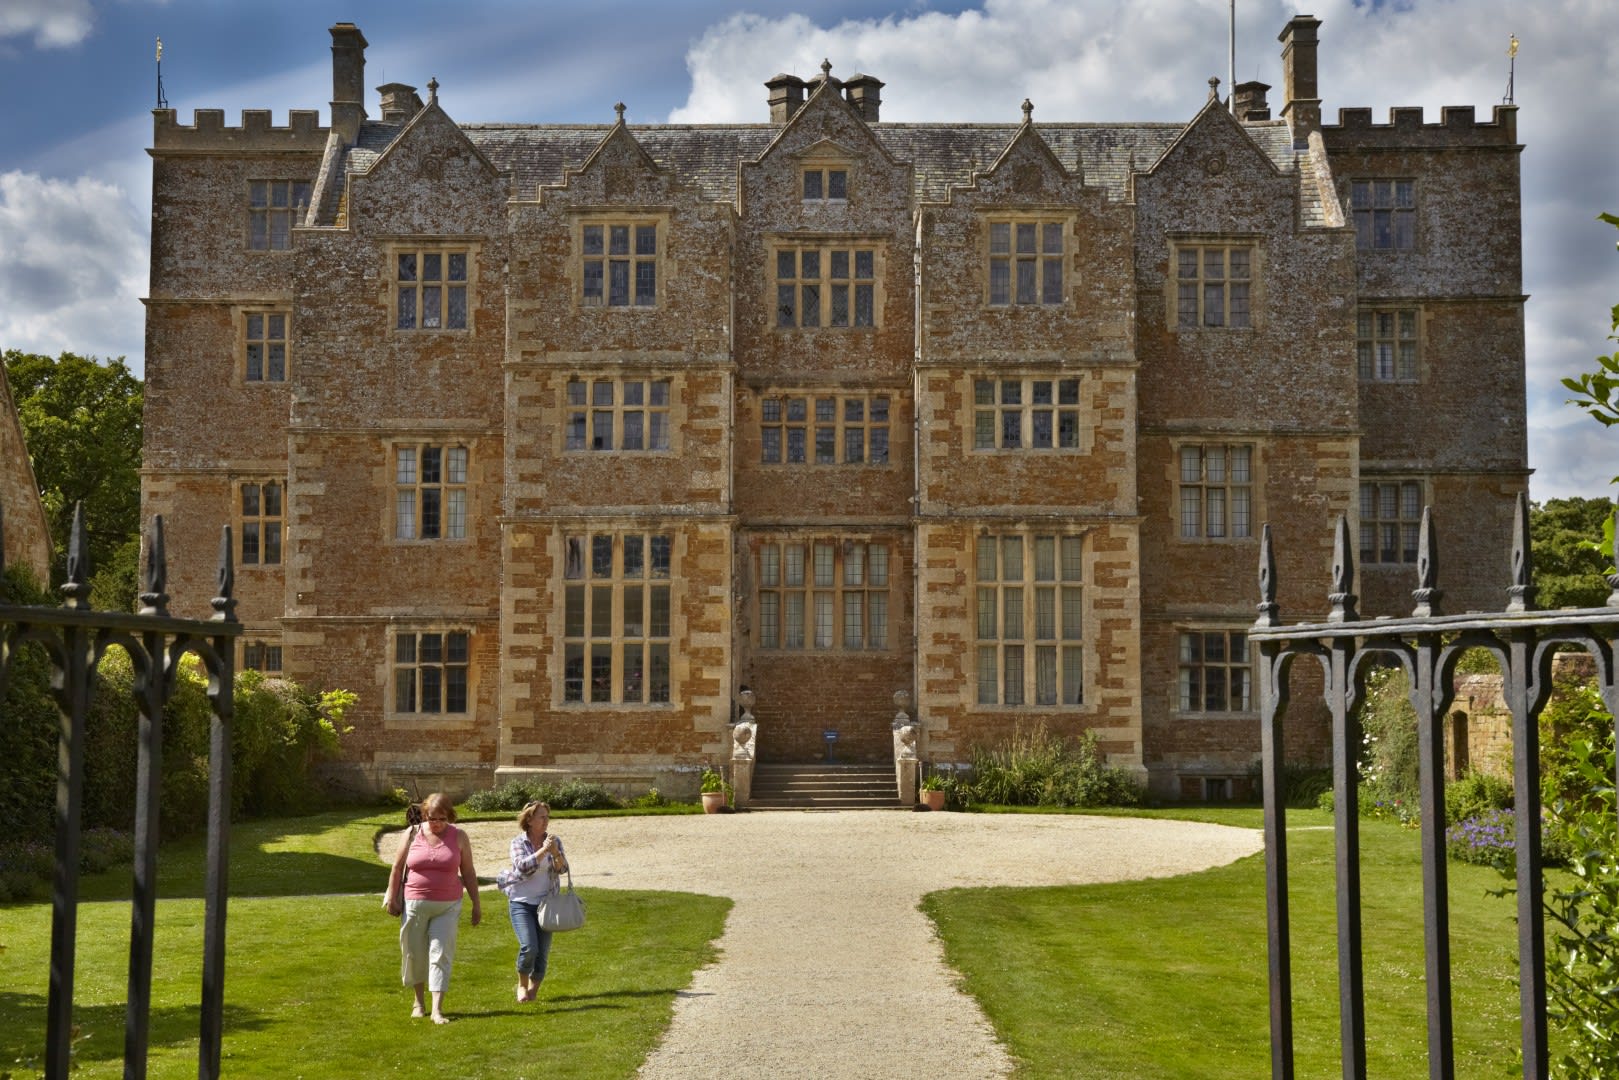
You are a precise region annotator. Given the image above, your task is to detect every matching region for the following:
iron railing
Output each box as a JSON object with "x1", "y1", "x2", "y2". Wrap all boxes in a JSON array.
[
  {"x1": 0, "y1": 500, "x2": 239, "y2": 1080},
  {"x1": 1251, "y1": 493, "x2": 1619, "y2": 1079}
]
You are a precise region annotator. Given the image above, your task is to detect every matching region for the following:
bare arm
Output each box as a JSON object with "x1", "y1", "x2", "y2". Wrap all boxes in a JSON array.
[{"x1": 459, "y1": 830, "x2": 482, "y2": 926}]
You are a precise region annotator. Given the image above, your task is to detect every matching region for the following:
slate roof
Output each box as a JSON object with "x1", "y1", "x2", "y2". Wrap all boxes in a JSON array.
[{"x1": 340, "y1": 115, "x2": 1328, "y2": 226}]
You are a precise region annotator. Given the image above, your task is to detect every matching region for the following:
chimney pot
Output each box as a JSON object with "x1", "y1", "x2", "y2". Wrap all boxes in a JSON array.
[
  {"x1": 1233, "y1": 80, "x2": 1272, "y2": 121},
  {"x1": 766, "y1": 73, "x2": 806, "y2": 124},
  {"x1": 843, "y1": 73, "x2": 884, "y2": 123},
  {"x1": 376, "y1": 83, "x2": 424, "y2": 124}
]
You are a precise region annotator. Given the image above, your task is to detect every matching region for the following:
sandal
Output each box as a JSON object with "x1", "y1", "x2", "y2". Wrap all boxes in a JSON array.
[{"x1": 411, "y1": 1003, "x2": 425, "y2": 1019}]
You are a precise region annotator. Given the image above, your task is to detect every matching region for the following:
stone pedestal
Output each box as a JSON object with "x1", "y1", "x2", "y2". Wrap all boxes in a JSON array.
[{"x1": 892, "y1": 689, "x2": 918, "y2": 805}]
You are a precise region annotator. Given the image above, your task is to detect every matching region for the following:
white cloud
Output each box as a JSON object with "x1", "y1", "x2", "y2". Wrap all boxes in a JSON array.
[
  {"x1": 0, "y1": 0, "x2": 93, "y2": 48},
  {"x1": 0, "y1": 171, "x2": 147, "y2": 365}
]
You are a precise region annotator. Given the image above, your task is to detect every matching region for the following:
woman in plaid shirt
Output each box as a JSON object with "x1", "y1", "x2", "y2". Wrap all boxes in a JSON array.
[{"x1": 498, "y1": 801, "x2": 567, "y2": 1002}]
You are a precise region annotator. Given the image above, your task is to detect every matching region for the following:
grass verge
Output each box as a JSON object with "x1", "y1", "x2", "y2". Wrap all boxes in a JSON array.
[
  {"x1": 0, "y1": 808, "x2": 729, "y2": 1079},
  {"x1": 923, "y1": 808, "x2": 1522, "y2": 1079}
]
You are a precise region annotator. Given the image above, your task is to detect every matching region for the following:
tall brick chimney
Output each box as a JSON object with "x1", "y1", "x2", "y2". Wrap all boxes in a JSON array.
[
  {"x1": 843, "y1": 74, "x2": 884, "y2": 123},
  {"x1": 766, "y1": 73, "x2": 806, "y2": 123},
  {"x1": 1233, "y1": 80, "x2": 1271, "y2": 121},
  {"x1": 1278, "y1": 15, "x2": 1322, "y2": 146},
  {"x1": 330, "y1": 23, "x2": 369, "y2": 144}
]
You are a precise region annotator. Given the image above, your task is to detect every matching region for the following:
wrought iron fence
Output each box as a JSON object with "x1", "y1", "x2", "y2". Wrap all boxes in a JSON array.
[
  {"x1": 1250, "y1": 493, "x2": 1619, "y2": 1079},
  {"x1": 0, "y1": 499, "x2": 239, "y2": 1080}
]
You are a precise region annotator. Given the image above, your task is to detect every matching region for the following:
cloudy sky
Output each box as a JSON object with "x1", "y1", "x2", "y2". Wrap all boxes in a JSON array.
[{"x1": 2, "y1": 0, "x2": 1615, "y2": 500}]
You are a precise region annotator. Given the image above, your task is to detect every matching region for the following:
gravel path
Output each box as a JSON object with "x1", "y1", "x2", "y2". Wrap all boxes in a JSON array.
[{"x1": 383, "y1": 811, "x2": 1261, "y2": 1079}]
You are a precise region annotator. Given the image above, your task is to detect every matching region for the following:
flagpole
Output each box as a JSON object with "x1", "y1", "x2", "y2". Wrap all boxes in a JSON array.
[
  {"x1": 1228, "y1": 0, "x2": 1236, "y2": 112},
  {"x1": 156, "y1": 38, "x2": 168, "y2": 109}
]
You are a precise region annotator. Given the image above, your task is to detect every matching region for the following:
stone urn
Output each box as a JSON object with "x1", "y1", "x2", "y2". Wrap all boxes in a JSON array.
[
  {"x1": 920, "y1": 789, "x2": 946, "y2": 811},
  {"x1": 701, "y1": 791, "x2": 727, "y2": 814}
]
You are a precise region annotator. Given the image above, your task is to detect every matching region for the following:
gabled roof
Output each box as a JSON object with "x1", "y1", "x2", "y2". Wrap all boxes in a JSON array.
[{"x1": 330, "y1": 111, "x2": 1321, "y2": 217}]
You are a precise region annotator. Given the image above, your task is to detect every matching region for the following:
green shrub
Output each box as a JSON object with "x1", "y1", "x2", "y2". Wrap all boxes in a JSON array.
[
  {"x1": 1543, "y1": 738, "x2": 1619, "y2": 1079},
  {"x1": 1245, "y1": 762, "x2": 1333, "y2": 808},
  {"x1": 554, "y1": 779, "x2": 619, "y2": 810},
  {"x1": 1444, "y1": 769, "x2": 1514, "y2": 826},
  {"x1": 1357, "y1": 666, "x2": 1420, "y2": 824},
  {"x1": 630, "y1": 787, "x2": 668, "y2": 809},
  {"x1": 0, "y1": 566, "x2": 62, "y2": 842},
  {"x1": 963, "y1": 724, "x2": 1141, "y2": 808},
  {"x1": 1444, "y1": 807, "x2": 1516, "y2": 871},
  {"x1": 462, "y1": 779, "x2": 557, "y2": 813}
]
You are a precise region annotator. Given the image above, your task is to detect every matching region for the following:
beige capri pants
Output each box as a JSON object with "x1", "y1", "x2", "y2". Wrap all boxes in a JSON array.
[{"x1": 400, "y1": 898, "x2": 462, "y2": 991}]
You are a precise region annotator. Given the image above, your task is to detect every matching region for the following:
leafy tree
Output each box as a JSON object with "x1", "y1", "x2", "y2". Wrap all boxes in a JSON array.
[
  {"x1": 2, "y1": 350, "x2": 143, "y2": 608},
  {"x1": 1561, "y1": 212, "x2": 1619, "y2": 445},
  {"x1": 1531, "y1": 497, "x2": 1615, "y2": 608}
]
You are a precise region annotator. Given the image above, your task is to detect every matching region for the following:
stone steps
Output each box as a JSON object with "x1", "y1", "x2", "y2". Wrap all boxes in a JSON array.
[{"x1": 747, "y1": 763, "x2": 904, "y2": 810}]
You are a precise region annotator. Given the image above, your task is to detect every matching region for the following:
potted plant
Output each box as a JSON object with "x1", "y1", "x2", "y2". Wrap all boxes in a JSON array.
[
  {"x1": 699, "y1": 767, "x2": 730, "y2": 813},
  {"x1": 919, "y1": 773, "x2": 947, "y2": 811}
]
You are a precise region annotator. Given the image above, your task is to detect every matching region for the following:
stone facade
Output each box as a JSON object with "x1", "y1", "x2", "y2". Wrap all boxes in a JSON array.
[
  {"x1": 141, "y1": 18, "x2": 1528, "y2": 800},
  {"x1": 0, "y1": 360, "x2": 52, "y2": 584}
]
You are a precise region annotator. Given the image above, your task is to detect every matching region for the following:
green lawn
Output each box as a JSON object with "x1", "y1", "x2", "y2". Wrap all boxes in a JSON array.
[
  {"x1": 923, "y1": 807, "x2": 1523, "y2": 1079},
  {"x1": 0, "y1": 809, "x2": 730, "y2": 1079}
]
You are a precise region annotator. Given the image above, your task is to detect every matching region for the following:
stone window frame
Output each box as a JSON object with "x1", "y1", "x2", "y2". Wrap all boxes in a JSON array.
[
  {"x1": 390, "y1": 442, "x2": 470, "y2": 543},
  {"x1": 240, "y1": 307, "x2": 290, "y2": 384},
  {"x1": 973, "y1": 530, "x2": 1086, "y2": 708},
  {"x1": 771, "y1": 238, "x2": 883, "y2": 330},
  {"x1": 236, "y1": 478, "x2": 284, "y2": 567},
  {"x1": 1170, "y1": 238, "x2": 1260, "y2": 330},
  {"x1": 559, "y1": 529, "x2": 675, "y2": 706},
  {"x1": 241, "y1": 636, "x2": 284, "y2": 675},
  {"x1": 576, "y1": 216, "x2": 664, "y2": 309},
  {"x1": 1359, "y1": 477, "x2": 1425, "y2": 565},
  {"x1": 755, "y1": 536, "x2": 893, "y2": 652},
  {"x1": 1357, "y1": 305, "x2": 1423, "y2": 383},
  {"x1": 1349, "y1": 178, "x2": 1417, "y2": 252},
  {"x1": 390, "y1": 627, "x2": 472, "y2": 717},
  {"x1": 984, "y1": 215, "x2": 1070, "y2": 307},
  {"x1": 1175, "y1": 627, "x2": 1253, "y2": 715},
  {"x1": 564, "y1": 375, "x2": 674, "y2": 453},
  {"x1": 388, "y1": 241, "x2": 476, "y2": 332},
  {"x1": 246, "y1": 179, "x2": 311, "y2": 251},
  {"x1": 970, "y1": 374, "x2": 1083, "y2": 452},
  {"x1": 802, "y1": 166, "x2": 849, "y2": 203},
  {"x1": 759, "y1": 390, "x2": 891, "y2": 466},
  {"x1": 1174, "y1": 440, "x2": 1257, "y2": 542}
]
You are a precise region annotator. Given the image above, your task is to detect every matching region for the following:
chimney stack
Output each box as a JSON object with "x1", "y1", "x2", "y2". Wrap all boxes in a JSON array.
[
  {"x1": 1278, "y1": 15, "x2": 1322, "y2": 146},
  {"x1": 377, "y1": 83, "x2": 425, "y2": 124},
  {"x1": 843, "y1": 74, "x2": 884, "y2": 123},
  {"x1": 766, "y1": 73, "x2": 807, "y2": 123},
  {"x1": 1233, "y1": 80, "x2": 1271, "y2": 121},
  {"x1": 330, "y1": 23, "x2": 369, "y2": 144}
]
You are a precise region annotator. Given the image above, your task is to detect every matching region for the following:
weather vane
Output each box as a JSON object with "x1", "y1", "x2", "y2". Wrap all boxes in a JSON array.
[
  {"x1": 1503, "y1": 34, "x2": 1518, "y2": 105},
  {"x1": 156, "y1": 37, "x2": 169, "y2": 109}
]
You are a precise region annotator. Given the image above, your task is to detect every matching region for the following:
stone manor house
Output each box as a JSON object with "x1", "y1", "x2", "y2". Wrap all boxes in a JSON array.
[{"x1": 141, "y1": 16, "x2": 1527, "y2": 801}]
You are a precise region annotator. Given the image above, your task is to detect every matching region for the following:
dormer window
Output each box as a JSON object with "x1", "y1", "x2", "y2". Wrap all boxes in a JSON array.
[{"x1": 803, "y1": 168, "x2": 848, "y2": 201}]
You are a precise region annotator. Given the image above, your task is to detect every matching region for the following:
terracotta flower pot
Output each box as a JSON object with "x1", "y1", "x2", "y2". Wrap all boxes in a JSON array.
[
  {"x1": 920, "y1": 789, "x2": 946, "y2": 811},
  {"x1": 701, "y1": 791, "x2": 727, "y2": 814}
]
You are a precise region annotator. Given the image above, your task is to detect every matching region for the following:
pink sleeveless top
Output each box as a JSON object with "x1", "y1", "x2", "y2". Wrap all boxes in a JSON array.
[{"x1": 404, "y1": 826, "x2": 465, "y2": 901}]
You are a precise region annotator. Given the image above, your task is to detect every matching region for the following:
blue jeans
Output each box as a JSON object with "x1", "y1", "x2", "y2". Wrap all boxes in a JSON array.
[{"x1": 508, "y1": 899, "x2": 554, "y2": 983}]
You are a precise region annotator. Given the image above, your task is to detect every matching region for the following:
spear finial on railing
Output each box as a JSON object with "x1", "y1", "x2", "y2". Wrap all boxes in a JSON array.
[
  {"x1": 62, "y1": 502, "x2": 91, "y2": 610},
  {"x1": 138, "y1": 515, "x2": 171, "y2": 617},
  {"x1": 1255, "y1": 523, "x2": 1280, "y2": 627},
  {"x1": 1327, "y1": 514, "x2": 1359, "y2": 623},
  {"x1": 1412, "y1": 506, "x2": 1443, "y2": 618},
  {"x1": 210, "y1": 525, "x2": 237, "y2": 623},
  {"x1": 1506, "y1": 490, "x2": 1535, "y2": 613}
]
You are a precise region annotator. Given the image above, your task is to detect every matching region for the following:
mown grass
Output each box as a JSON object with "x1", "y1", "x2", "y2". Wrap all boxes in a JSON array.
[
  {"x1": 0, "y1": 808, "x2": 729, "y2": 1079},
  {"x1": 924, "y1": 807, "x2": 1523, "y2": 1079}
]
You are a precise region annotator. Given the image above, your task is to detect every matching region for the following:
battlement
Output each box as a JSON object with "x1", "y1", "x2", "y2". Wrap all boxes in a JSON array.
[
  {"x1": 153, "y1": 109, "x2": 328, "y2": 152},
  {"x1": 1322, "y1": 104, "x2": 1518, "y2": 149}
]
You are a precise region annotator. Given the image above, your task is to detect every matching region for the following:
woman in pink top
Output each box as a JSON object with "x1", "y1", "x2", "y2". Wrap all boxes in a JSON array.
[{"x1": 383, "y1": 792, "x2": 481, "y2": 1023}]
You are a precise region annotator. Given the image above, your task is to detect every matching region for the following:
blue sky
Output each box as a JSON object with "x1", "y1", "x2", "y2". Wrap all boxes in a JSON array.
[{"x1": 3, "y1": 0, "x2": 1616, "y2": 500}]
